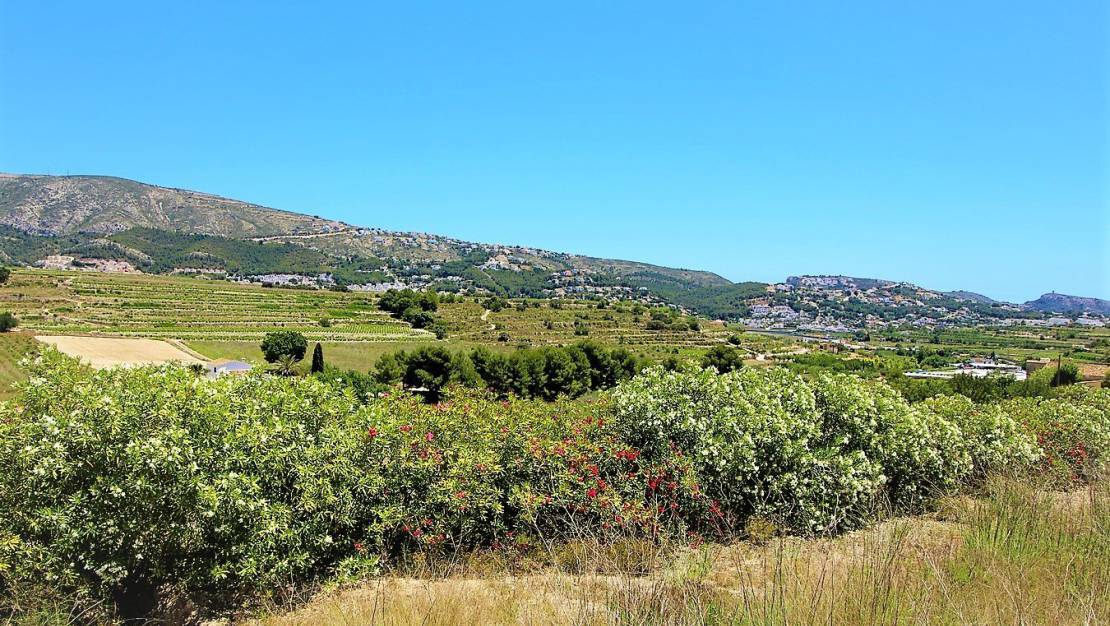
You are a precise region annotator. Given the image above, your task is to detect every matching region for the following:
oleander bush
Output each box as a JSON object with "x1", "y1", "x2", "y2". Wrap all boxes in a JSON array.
[
  {"x1": 612, "y1": 368, "x2": 979, "y2": 533},
  {"x1": 1, "y1": 352, "x2": 1106, "y2": 621},
  {"x1": 1000, "y1": 389, "x2": 1110, "y2": 483}
]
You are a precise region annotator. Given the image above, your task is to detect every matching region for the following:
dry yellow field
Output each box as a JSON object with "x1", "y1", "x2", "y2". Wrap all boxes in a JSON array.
[{"x1": 34, "y1": 335, "x2": 206, "y2": 369}]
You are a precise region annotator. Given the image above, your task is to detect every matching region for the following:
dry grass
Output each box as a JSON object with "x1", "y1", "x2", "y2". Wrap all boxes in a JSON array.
[
  {"x1": 253, "y1": 479, "x2": 1109, "y2": 626},
  {"x1": 33, "y1": 335, "x2": 205, "y2": 368}
]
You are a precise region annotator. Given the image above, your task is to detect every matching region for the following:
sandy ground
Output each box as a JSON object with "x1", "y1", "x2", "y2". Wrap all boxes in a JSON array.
[{"x1": 35, "y1": 335, "x2": 206, "y2": 369}]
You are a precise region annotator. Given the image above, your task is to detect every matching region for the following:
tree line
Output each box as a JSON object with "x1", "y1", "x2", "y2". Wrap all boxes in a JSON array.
[{"x1": 373, "y1": 342, "x2": 646, "y2": 400}]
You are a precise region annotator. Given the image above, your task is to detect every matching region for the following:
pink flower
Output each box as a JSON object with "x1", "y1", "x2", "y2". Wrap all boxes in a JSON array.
[{"x1": 425, "y1": 431, "x2": 435, "y2": 442}]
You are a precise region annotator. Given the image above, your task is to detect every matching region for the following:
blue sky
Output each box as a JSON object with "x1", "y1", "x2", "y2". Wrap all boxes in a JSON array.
[{"x1": 1, "y1": 1, "x2": 1106, "y2": 302}]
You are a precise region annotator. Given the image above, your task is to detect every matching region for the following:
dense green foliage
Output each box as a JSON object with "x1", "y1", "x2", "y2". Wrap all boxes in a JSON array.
[
  {"x1": 0, "y1": 312, "x2": 16, "y2": 333},
  {"x1": 260, "y1": 330, "x2": 308, "y2": 363},
  {"x1": 373, "y1": 342, "x2": 645, "y2": 401},
  {"x1": 377, "y1": 288, "x2": 445, "y2": 334},
  {"x1": 700, "y1": 345, "x2": 744, "y2": 373},
  {"x1": 640, "y1": 281, "x2": 769, "y2": 320},
  {"x1": 0, "y1": 267, "x2": 9, "y2": 284},
  {"x1": 1, "y1": 353, "x2": 1105, "y2": 620},
  {"x1": 311, "y1": 343, "x2": 325, "y2": 374}
]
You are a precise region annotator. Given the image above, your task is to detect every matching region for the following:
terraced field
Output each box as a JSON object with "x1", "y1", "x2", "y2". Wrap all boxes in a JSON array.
[
  {"x1": 0, "y1": 269, "x2": 790, "y2": 373},
  {"x1": 1, "y1": 270, "x2": 432, "y2": 343}
]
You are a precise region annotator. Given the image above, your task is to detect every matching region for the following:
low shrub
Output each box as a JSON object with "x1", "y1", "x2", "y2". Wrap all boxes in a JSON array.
[{"x1": 1, "y1": 352, "x2": 1104, "y2": 621}]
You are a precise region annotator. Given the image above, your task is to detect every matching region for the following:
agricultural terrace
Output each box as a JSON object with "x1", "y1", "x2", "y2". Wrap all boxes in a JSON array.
[
  {"x1": 871, "y1": 325, "x2": 1110, "y2": 366},
  {"x1": 1, "y1": 269, "x2": 428, "y2": 343},
  {"x1": 0, "y1": 269, "x2": 793, "y2": 372}
]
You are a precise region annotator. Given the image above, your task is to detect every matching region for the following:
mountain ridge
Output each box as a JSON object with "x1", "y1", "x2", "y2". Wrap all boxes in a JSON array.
[{"x1": 1, "y1": 173, "x2": 1106, "y2": 319}]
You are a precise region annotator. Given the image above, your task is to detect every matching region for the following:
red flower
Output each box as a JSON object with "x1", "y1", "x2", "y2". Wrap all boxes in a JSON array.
[
  {"x1": 454, "y1": 490, "x2": 468, "y2": 499},
  {"x1": 354, "y1": 541, "x2": 365, "y2": 552},
  {"x1": 587, "y1": 488, "x2": 599, "y2": 498},
  {"x1": 367, "y1": 427, "x2": 379, "y2": 438},
  {"x1": 400, "y1": 424, "x2": 413, "y2": 433}
]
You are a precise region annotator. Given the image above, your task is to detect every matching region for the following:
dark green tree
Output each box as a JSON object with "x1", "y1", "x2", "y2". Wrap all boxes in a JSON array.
[
  {"x1": 701, "y1": 345, "x2": 744, "y2": 373},
  {"x1": 310, "y1": 343, "x2": 324, "y2": 374},
  {"x1": 1051, "y1": 363, "x2": 1080, "y2": 387},
  {"x1": 0, "y1": 312, "x2": 18, "y2": 332},
  {"x1": 402, "y1": 346, "x2": 456, "y2": 401},
  {"x1": 0, "y1": 267, "x2": 10, "y2": 285},
  {"x1": 374, "y1": 351, "x2": 406, "y2": 384},
  {"x1": 260, "y1": 331, "x2": 308, "y2": 364}
]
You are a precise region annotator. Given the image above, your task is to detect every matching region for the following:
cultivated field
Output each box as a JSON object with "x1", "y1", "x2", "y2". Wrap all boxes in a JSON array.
[
  {"x1": 0, "y1": 269, "x2": 789, "y2": 373},
  {"x1": 33, "y1": 335, "x2": 205, "y2": 369},
  {"x1": 1, "y1": 270, "x2": 431, "y2": 343}
]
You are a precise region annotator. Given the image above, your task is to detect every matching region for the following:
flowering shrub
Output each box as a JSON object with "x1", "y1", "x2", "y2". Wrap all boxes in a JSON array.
[
  {"x1": 915, "y1": 394, "x2": 1042, "y2": 478},
  {"x1": 613, "y1": 367, "x2": 886, "y2": 533},
  {"x1": 997, "y1": 389, "x2": 1110, "y2": 483},
  {"x1": 0, "y1": 351, "x2": 385, "y2": 614},
  {"x1": 812, "y1": 374, "x2": 970, "y2": 509},
  {"x1": 0, "y1": 353, "x2": 693, "y2": 615},
  {"x1": 1, "y1": 352, "x2": 1104, "y2": 619}
]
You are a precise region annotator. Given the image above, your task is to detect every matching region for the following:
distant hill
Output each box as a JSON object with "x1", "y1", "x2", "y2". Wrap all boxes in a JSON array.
[
  {"x1": 0, "y1": 173, "x2": 343, "y2": 238},
  {"x1": 0, "y1": 173, "x2": 727, "y2": 295},
  {"x1": 1, "y1": 173, "x2": 1104, "y2": 326},
  {"x1": 1025, "y1": 292, "x2": 1110, "y2": 315},
  {"x1": 945, "y1": 290, "x2": 998, "y2": 304}
]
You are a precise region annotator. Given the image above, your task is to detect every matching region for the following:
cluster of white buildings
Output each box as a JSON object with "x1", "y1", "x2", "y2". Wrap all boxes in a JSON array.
[{"x1": 905, "y1": 359, "x2": 1029, "y2": 381}]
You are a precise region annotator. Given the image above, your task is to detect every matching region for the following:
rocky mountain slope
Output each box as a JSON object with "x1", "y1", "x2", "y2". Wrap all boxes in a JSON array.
[
  {"x1": 1, "y1": 173, "x2": 1104, "y2": 322},
  {"x1": 0, "y1": 174, "x2": 344, "y2": 238},
  {"x1": 1026, "y1": 292, "x2": 1110, "y2": 315}
]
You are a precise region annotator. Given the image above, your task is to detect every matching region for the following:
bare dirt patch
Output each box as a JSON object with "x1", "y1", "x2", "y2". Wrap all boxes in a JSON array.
[{"x1": 35, "y1": 335, "x2": 206, "y2": 368}]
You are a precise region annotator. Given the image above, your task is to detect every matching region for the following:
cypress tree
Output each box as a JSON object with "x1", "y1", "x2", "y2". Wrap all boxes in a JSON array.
[{"x1": 311, "y1": 342, "x2": 324, "y2": 374}]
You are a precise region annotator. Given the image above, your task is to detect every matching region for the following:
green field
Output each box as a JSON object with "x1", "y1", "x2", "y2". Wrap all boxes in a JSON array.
[
  {"x1": 0, "y1": 332, "x2": 34, "y2": 400},
  {"x1": 1, "y1": 270, "x2": 431, "y2": 342},
  {"x1": 867, "y1": 325, "x2": 1110, "y2": 376},
  {"x1": 1, "y1": 269, "x2": 796, "y2": 375}
]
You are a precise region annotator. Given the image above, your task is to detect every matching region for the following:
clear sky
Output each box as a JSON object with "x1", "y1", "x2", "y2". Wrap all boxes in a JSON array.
[{"x1": 1, "y1": 1, "x2": 1106, "y2": 302}]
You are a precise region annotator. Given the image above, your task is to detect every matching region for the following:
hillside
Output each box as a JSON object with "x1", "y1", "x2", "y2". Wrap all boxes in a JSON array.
[
  {"x1": 0, "y1": 173, "x2": 726, "y2": 294},
  {"x1": 0, "y1": 173, "x2": 344, "y2": 238},
  {"x1": 0, "y1": 173, "x2": 1105, "y2": 328},
  {"x1": 1026, "y1": 292, "x2": 1110, "y2": 315}
]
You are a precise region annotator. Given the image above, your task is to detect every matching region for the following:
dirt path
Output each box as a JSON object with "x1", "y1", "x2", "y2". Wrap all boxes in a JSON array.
[{"x1": 480, "y1": 308, "x2": 495, "y2": 331}]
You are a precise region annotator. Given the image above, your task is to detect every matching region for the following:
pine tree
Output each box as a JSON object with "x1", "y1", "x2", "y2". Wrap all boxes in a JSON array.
[{"x1": 311, "y1": 342, "x2": 324, "y2": 374}]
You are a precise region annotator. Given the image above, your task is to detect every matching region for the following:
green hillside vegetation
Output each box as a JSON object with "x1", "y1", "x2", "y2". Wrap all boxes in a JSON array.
[{"x1": 0, "y1": 269, "x2": 790, "y2": 373}]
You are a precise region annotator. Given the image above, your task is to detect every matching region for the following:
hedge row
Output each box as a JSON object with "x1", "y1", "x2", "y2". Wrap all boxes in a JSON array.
[{"x1": 0, "y1": 352, "x2": 1106, "y2": 617}]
